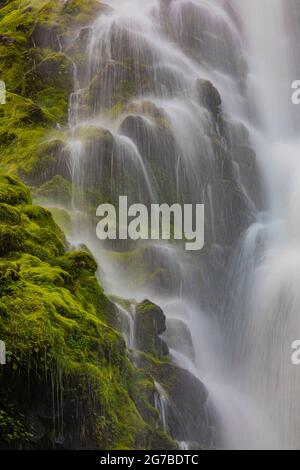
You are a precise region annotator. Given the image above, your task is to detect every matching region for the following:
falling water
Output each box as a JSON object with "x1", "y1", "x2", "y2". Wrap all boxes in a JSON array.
[
  {"x1": 219, "y1": 0, "x2": 300, "y2": 450},
  {"x1": 154, "y1": 381, "x2": 169, "y2": 432},
  {"x1": 64, "y1": 0, "x2": 300, "y2": 450}
]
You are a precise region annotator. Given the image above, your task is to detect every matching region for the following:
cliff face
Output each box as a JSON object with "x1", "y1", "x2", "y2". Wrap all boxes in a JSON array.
[
  {"x1": 0, "y1": 0, "x2": 264, "y2": 450},
  {"x1": 0, "y1": 0, "x2": 176, "y2": 450}
]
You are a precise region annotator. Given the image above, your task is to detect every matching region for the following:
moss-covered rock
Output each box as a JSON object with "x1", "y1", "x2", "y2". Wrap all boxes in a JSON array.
[
  {"x1": 0, "y1": 0, "x2": 108, "y2": 186},
  {"x1": 106, "y1": 246, "x2": 182, "y2": 295},
  {"x1": 133, "y1": 351, "x2": 211, "y2": 448},
  {"x1": 33, "y1": 175, "x2": 72, "y2": 208},
  {"x1": 126, "y1": 101, "x2": 171, "y2": 129},
  {"x1": 0, "y1": 174, "x2": 31, "y2": 205},
  {"x1": 48, "y1": 207, "x2": 72, "y2": 236},
  {"x1": 86, "y1": 60, "x2": 154, "y2": 116},
  {"x1": 0, "y1": 175, "x2": 175, "y2": 450},
  {"x1": 135, "y1": 300, "x2": 169, "y2": 358}
]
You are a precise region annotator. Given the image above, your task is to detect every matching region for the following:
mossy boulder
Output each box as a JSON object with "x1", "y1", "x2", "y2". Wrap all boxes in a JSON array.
[
  {"x1": 33, "y1": 175, "x2": 72, "y2": 208},
  {"x1": 86, "y1": 60, "x2": 154, "y2": 115},
  {"x1": 126, "y1": 101, "x2": 171, "y2": 129},
  {"x1": 0, "y1": 174, "x2": 31, "y2": 205},
  {"x1": 31, "y1": 0, "x2": 106, "y2": 49},
  {"x1": 118, "y1": 108, "x2": 179, "y2": 205},
  {"x1": 48, "y1": 207, "x2": 72, "y2": 236},
  {"x1": 71, "y1": 125, "x2": 116, "y2": 210},
  {"x1": 134, "y1": 352, "x2": 211, "y2": 448},
  {"x1": 75, "y1": 125, "x2": 113, "y2": 148},
  {"x1": 135, "y1": 300, "x2": 169, "y2": 358},
  {"x1": 16, "y1": 136, "x2": 72, "y2": 186},
  {"x1": 107, "y1": 246, "x2": 183, "y2": 295}
]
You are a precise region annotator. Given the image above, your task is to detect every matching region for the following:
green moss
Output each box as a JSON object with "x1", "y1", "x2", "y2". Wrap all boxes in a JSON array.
[
  {"x1": 127, "y1": 101, "x2": 171, "y2": 129},
  {"x1": 109, "y1": 295, "x2": 136, "y2": 312},
  {"x1": 135, "y1": 300, "x2": 169, "y2": 358},
  {"x1": 33, "y1": 175, "x2": 72, "y2": 207},
  {"x1": 107, "y1": 248, "x2": 168, "y2": 291},
  {"x1": 86, "y1": 59, "x2": 154, "y2": 119},
  {"x1": 0, "y1": 407, "x2": 33, "y2": 444},
  {"x1": 61, "y1": 0, "x2": 106, "y2": 24},
  {"x1": 0, "y1": 93, "x2": 52, "y2": 176},
  {"x1": 0, "y1": 203, "x2": 21, "y2": 225},
  {"x1": 0, "y1": 0, "x2": 102, "y2": 181},
  {"x1": 75, "y1": 126, "x2": 111, "y2": 144},
  {"x1": 0, "y1": 174, "x2": 31, "y2": 205},
  {"x1": 0, "y1": 175, "x2": 174, "y2": 449},
  {"x1": 48, "y1": 207, "x2": 72, "y2": 236}
]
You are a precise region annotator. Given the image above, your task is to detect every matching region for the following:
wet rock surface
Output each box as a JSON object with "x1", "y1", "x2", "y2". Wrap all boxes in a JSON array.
[{"x1": 135, "y1": 300, "x2": 169, "y2": 358}]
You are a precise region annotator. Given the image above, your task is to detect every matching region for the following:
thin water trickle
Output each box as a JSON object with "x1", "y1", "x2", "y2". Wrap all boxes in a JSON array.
[{"x1": 154, "y1": 381, "x2": 169, "y2": 432}]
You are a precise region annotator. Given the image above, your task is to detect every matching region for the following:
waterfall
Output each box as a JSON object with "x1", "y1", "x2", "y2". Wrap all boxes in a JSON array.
[
  {"x1": 65, "y1": 0, "x2": 300, "y2": 449},
  {"x1": 219, "y1": 0, "x2": 300, "y2": 450}
]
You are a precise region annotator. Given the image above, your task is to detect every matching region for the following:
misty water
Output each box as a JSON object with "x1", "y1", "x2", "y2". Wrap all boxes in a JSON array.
[{"x1": 66, "y1": 0, "x2": 300, "y2": 450}]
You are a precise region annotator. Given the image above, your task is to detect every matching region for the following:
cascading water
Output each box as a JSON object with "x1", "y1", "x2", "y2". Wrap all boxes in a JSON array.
[
  {"x1": 64, "y1": 0, "x2": 300, "y2": 450},
  {"x1": 219, "y1": 0, "x2": 300, "y2": 450}
]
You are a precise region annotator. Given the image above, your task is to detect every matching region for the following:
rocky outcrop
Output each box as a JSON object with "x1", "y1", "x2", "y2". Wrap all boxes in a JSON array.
[
  {"x1": 133, "y1": 352, "x2": 211, "y2": 448},
  {"x1": 0, "y1": 175, "x2": 175, "y2": 450},
  {"x1": 159, "y1": 0, "x2": 247, "y2": 87},
  {"x1": 196, "y1": 79, "x2": 222, "y2": 121},
  {"x1": 135, "y1": 300, "x2": 169, "y2": 358},
  {"x1": 163, "y1": 319, "x2": 195, "y2": 361},
  {"x1": 115, "y1": 299, "x2": 211, "y2": 449},
  {"x1": 87, "y1": 61, "x2": 154, "y2": 114},
  {"x1": 33, "y1": 175, "x2": 72, "y2": 208}
]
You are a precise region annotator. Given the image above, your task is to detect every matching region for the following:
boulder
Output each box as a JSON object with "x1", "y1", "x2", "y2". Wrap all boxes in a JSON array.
[
  {"x1": 135, "y1": 300, "x2": 169, "y2": 358},
  {"x1": 163, "y1": 319, "x2": 195, "y2": 361},
  {"x1": 196, "y1": 79, "x2": 222, "y2": 119},
  {"x1": 34, "y1": 175, "x2": 72, "y2": 208},
  {"x1": 133, "y1": 351, "x2": 211, "y2": 447},
  {"x1": 28, "y1": 139, "x2": 71, "y2": 185}
]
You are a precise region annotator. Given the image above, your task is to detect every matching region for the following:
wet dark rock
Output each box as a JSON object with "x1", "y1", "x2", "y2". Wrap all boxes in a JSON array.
[
  {"x1": 26, "y1": 139, "x2": 71, "y2": 185},
  {"x1": 197, "y1": 79, "x2": 222, "y2": 119},
  {"x1": 109, "y1": 22, "x2": 156, "y2": 67},
  {"x1": 107, "y1": 245, "x2": 185, "y2": 295},
  {"x1": 73, "y1": 125, "x2": 136, "y2": 209},
  {"x1": 163, "y1": 319, "x2": 195, "y2": 361},
  {"x1": 87, "y1": 60, "x2": 154, "y2": 112},
  {"x1": 222, "y1": 116, "x2": 265, "y2": 209},
  {"x1": 135, "y1": 300, "x2": 169, "y2": 358},
  {"x1": 119, "y1": 111, "x2": 179, "y2": 205},
  {"x1": 31, "y1": 25, "x2": 62, "y2": 51},
  {"x1": 134, "y1": 351, "x2": 211, "y2": 447},
  {"x1": 29, "y1": 52, "x2": 73, "y2": 95},
  {"x1": 0, "y1": 373, "x2": 100, "y2": 450},
  {"x1": 160, "y1": 0, "x2": 247, "y2": 85}
]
